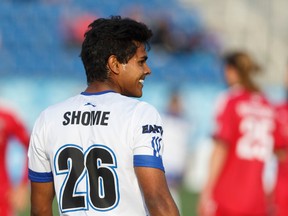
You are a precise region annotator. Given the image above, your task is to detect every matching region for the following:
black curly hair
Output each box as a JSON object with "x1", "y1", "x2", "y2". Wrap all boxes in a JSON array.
[{"x1": 80, "y1": 15, "x2": 153, "y2": 84}]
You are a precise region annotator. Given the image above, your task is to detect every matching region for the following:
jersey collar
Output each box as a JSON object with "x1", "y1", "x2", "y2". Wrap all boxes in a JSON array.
[{"x1": 81, "y1": 90, "x2": 116, "y2": 96}]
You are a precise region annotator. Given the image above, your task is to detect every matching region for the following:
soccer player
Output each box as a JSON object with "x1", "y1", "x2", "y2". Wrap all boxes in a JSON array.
[
  {"x1": 0, "y1": 103, "x2": 30, "y2": 216},
  {"x1": 198, "y1": 51, "x2": 278, "y2": 216},
  {"x1": 28, "y1": 16, "x2": 180, "y2": 216}
]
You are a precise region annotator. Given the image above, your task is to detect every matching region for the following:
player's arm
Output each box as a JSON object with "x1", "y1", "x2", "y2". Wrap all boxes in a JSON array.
[
  {"x1": 135, "y1": 167, "x2": 180, "y2": 216},
  {"x1": 273, "y1": 113, "x2": 288, "y2": 162},
  {"x1": 9, "y1": 111, "x2": 30, "y2": 184},
  {"x1": 7, "y1": 111, "x2": 31, "y2": 212},
  {"x1": 30, "y1": 181, "x2": 55, "y2": 216},
  {"x1": 198, "y1": 139, "x2": 228, "y2": 216}
]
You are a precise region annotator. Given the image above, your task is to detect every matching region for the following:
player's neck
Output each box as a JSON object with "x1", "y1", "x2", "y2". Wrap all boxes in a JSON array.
[{"x1": 84, "y1": 81, "x2": 119, "y2": 94}]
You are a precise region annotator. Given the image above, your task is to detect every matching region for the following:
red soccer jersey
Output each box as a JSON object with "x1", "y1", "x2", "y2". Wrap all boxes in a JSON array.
[
  {"x1": 273, "y1": 102, "x2": 288, "y2": 216},
  {"x1": 212, "y1": 87, "x2": 276, "y2": 215},
  {"x1": 0, "y1": 106, "x2": 30, "y2": 216}
]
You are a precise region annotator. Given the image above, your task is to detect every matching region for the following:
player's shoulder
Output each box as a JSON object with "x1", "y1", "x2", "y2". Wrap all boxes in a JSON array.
[
  {"x1": 215, "y1": 86, "x2": 244, "y2": 102},
  {"x1": 47, "y1": 95, "x2": 76, "y2": 109},
  {"x1": 276, "y1": 102, "x2": 288, "y2": 110},
  {"x1": 113, "y1": 93, "x2": 157, "y2": 110},
  {"x1": 213, "y1": 89, "x2": 232, "y2": 113},
  {"x1": 0, "y1": 105, "x2": 13, "y2": 116},
  {"x1": 116, "y1": 95, "x2": 161, "y2": 121},
  {"x1": 223, "y1": 87, "x2": 263, "y2": 103},
  {"x1": 38, "y1": 94, "x2": 80, "y2": 118},
  {"x1": 213, "y1": 87, "x2": 248, "y2": 115},
  {"x1": 275, "y1": 101, "x2": 288, "y2": 115},
  {"x1": 224, "y1": 86, "x2": 247, "y2": 100}
]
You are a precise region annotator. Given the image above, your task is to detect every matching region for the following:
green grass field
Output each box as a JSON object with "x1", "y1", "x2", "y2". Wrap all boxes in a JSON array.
[{"x1": 20, "y1": 187, "x2": 199, "y2": 216}]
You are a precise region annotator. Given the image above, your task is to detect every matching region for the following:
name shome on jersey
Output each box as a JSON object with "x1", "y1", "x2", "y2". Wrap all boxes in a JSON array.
[{"x1": 63, "y1": 111, "x2": 110, "y2": 126}]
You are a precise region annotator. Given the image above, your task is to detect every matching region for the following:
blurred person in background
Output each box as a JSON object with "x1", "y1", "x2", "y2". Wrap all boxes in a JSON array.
[
  {"x1": 272, "y1": 67, "x2": 288, "y2": 216},
  {"x1": 198, "y1": 51, "x2": 279, "y2": 216},
  {"x1": 28, "y1": 15, "x2": 179, "y2": 216},
  {"x1": 0, "y1": 100, "x2": 30, "y2": 216},
  {"x1": 59, "y1": 11, "x2": 97, "y2": 49},
  {"x1": 161, "y1": 90, "x2": 191, "y2": 214}
]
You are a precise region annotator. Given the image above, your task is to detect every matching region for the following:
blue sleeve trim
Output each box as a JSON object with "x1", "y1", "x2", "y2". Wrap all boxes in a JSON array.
[
  {"x1": 134, "y1": 155, "x2": 165, "y2": 172},
  {"x1": 28, "y1": 169, "x2": 53, "y2": 182}
]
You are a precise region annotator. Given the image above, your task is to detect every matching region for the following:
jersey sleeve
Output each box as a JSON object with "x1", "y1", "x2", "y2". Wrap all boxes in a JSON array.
[
  {"x1": 274, "y1": 105, "x2": 288, "y2": 150},
  {"x1": 130, "y1": 102, "x2": 165, "y2": 171},
  {"x1": 28, "y1": 111, "x2": 53, "y2": 182},
  {"x1": 212, "y1": 92, "x2": 234, "y2": 145}
]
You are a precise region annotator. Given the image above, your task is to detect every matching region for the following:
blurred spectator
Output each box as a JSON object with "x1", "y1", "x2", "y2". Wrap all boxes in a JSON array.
[
  {"x1": 161, "y1": 90, "x2": 191, "y2": 214},
  {"x1": 122, "y1": 6, "x2": 220, "y2": 55},
  {"x1": 272, "y1": 68, "x2": 288, "y2": 216},
  {"x1": 120, "y1": 4, "x2": 147, "y2": 23},
  {"x1": 0, "y1": 100, "x2": 30, "y2": 216},
  {"x1": 149, "y1": 15, "x2": 178, "y2": 52},
  {"x1": 198, "y1": 51, "x2": 279, "y2": 216},
  {"x1": 60, "y1": 11, "x2": 97, "y2": 49}
]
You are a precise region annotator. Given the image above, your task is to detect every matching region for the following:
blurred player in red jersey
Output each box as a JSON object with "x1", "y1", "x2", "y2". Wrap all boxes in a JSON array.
[
  {"x1": 272, "y1": 70, "x2": 288, "y2": 216},
  {"x1": 0, "y1": 103, "x2": 30, "y2": 216},
  {"x1": 198, "y1": 51, "x2": 279, "y2": 216}
]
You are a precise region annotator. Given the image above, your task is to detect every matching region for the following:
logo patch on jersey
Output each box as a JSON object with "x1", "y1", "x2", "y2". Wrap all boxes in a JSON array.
[
  {"x1": 151, "y1": 136, "x2": 162, "y2": 157},
  {"x1": 84, "y1": 102, "x2": 96, "y2": 107},
  {"x1": 142, "y1": 124, "x2": 163, "y2": 135}
]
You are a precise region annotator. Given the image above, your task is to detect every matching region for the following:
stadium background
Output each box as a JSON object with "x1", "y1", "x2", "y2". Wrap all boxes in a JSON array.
[{"x1": 0, "y1": 0, "x2": 287, "y2": 215}]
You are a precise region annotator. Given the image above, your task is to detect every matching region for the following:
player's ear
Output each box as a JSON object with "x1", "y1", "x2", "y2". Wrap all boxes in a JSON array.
[{"x1": 107, "y1": 55, "x2": 120, "y2": 75}]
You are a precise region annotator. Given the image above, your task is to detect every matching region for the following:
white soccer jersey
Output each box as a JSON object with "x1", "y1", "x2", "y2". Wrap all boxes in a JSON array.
[{"x1": 28, "y1": 90, "x2": 164, "y2": 216}]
